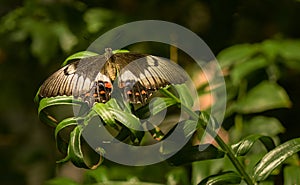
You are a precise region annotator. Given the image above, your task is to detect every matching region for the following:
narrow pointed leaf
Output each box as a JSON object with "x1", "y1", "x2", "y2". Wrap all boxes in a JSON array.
[
  {"x1": 61, "y1": 51, "x2": 98, "y2": 66},
  {"x1": 173, "y1": 84, "x2": 194, "y2": 108},
  {"x1": 54, "y1": 117, "x2": 79, "y2": 141},
  {"x1": 252, "y1": 137, "x2": 300, "y2": 181},
  {"x1": 198, "y1": 171, "x2": 241, "y2": 185},
  {"x1": 109, "y1": 108, "x2": 142, "y2": 131},
  {"x1": 92, "y1": 103, "x2": 117, "y2": 128},
  {"x1": 109, "y1": 108, "x2": 143, "y2": 141},
  {"x1": 67, "y1": 126, "x2": 88, "y2": 168},
  {"x1": 38, "y1": 111, "x2": 59, "y2": 127},
  {"x1": 134, "y1": 97, "x2": 177, "y2": 119},
  {"x1": 231, "y1": 134, "x2": 276, "y2": 156},
  {"x1": 150, "y1": 97, "x2": 177, "y2": 116},
  {"x1": 38, "y1": 96, "x2": 82, "y2": 115}
]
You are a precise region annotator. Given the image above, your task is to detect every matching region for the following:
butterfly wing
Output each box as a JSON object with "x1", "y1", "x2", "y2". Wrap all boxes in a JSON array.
[
  {"x1": 39, "y1": 54, "x2": 112, "y2": 103},
  {"x1": 39, "y1": 51, "x2": 187, "y2": 105},
  {"x1": 112, "y1": 53, "x2": 187, "y2": 104}
]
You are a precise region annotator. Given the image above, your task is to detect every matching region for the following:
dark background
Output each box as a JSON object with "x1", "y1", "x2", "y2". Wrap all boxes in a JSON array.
[{"x1": 1, "y1": 0, "x2": 300, "y2": 184}]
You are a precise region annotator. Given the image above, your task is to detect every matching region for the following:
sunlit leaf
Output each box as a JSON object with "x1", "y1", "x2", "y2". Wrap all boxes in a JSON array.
[
  {"x1": 149, "y1": 97, "x2": 177, "y2": 116},
  {"x1": 109, "y1": 108, "x2": 141, "y2": 131},
  {"x1": 61, "y1": 51, "x2": 99, "y2": 66},
  {"x1": 234, "y1": 81, "x2": 291, "y2": 113},
  {"x1": 173, "y1": 84, "x2": 195, "y2": 108},
  {"x1": 38, "y1": 96, "x2": 85, "y2": 126},
  {"x1": 92, "y1": 103, "x2": 117, "y2": 128},
  {"x1": 230, "y1": 56, "x2": 268, "y2": 85},
  {"x1": 112, "y1": 49, "x2": 130, "y2": 54},
  {"x1": 278, "y1": 40, "x2": 300, "y2": 71},
  {"x1": 231, "y1": 134, "x2": 275, "y2": 156},
  {"x1": 67, "y1": 125, "x2": 88, "y2": 168},
  {"x1": 55, "y1": 117, "x2": 79, "y2": 141},
  {"x1": 217, "y1": 44, "x2": 259, "y2": 68},
  {"x1": 245, "y1": 116, "x2": 285, "y2": 136},
  {"x1": 38, "y1": 96, "x2": 80, "y2": 115},
  {"x1": 198, "y1": 171, "x2": 241, "y2": 185},
  {"x1": 252, "y1": 137, "x2": 300, "y2": 181},
  {"x1": 109, "y1": 108, "x2": 143, "y2": 142}
]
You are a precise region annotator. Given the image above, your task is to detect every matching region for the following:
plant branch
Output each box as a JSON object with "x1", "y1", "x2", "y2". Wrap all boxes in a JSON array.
[{"x1": 161, "y1": 87, "x2": 256, "y2": 184}]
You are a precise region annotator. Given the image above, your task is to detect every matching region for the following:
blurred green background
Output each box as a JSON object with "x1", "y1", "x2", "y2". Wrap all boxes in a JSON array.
[{"x1": 1, "y1": 0, "x2": 300, "y2": 185}]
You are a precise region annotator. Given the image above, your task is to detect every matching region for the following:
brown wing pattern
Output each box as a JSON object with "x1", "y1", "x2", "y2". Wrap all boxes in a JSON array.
[{"x1": 39, "y1": 50, "x2": 187, "y2": 105}]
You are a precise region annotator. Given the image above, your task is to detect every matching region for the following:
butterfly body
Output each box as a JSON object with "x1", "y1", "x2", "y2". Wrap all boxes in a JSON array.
[{"x1": 39, "y1": 49, "x2": 187, "y2": 105}]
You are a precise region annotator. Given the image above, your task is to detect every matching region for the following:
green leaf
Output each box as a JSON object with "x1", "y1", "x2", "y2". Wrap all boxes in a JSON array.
[
  {"x1": 245, "y1": 116, "x2": 285, "y2": 136},
  {"x1": 109, "y1": 108, "x2": 144, "y2": 142},
  {"x1": 61, "y1": 51, "x2": 99, "y2": 66},
  {"x1": 167, "y1": 144, "x2": 225, "y2": 166},
  {"x1": 38, "y1": 96, "x2": 85, "y2": 126},
  {"x1": 271, "y1": 40, "x2": 300, "y2": 60},
  {"x1": 38, "y1": 96, "x2": 81, "y2": 115},
  {"x1": 234, "y1": 81, "x2": 291, "y2": 113},
  {"x1": 55, "y1": 117, "x2": 79, "y2": 141},
  {"x1": 38, "y1": 111, "x2": 59, "y2": 127},
  {"x1": 34, "y1": 87, "x2": 41, "y2": 105},
  {"x1": 149, "y1": 97, "x2": 177, "y2": 116},
  {"x1": 66, "y1": 126, "x2": 88, "y2": 168},
  {"x1": 112, "y1": 49, "x2": 130, "y2": 54},
  {"x1": 198, "y1": 171, "x2": 241, "y2": 185},
  {"x1": 134, "y1": 97, "x2": 177, "y2": 119},
  {"x1": 230, "y1": 56, "x2": 268, "y2": 85},
  {"x1": 83, "y1": 166, "x2": 109, "y2": 183},
  {"x1": 231, "y1": 134, "x2": 275, "y2": 156},
  {"x1": 252, "y1": 137, "x2": 300, "y2": 181},
  {"x1": 173, "y1": 84, "x2": 195, "y2": 108},
  {"x1": 284, "y1": 166, "x2": 300, "y2": 185},
  {"x1": 109, "y1": 108, "x2": 142, "y2": 131},
  {"x1": 182, "y1": 120, "x2": 198, "y2": 138},
  {"x1": 166, "y1": 167, "x2": 190, "y2": 185},
  {"x1": 92, "y1": 103, "x2": 117, "y2": 128},
  {"x1": 217, "y1": 44, "x2": 259, "y2": 68}
]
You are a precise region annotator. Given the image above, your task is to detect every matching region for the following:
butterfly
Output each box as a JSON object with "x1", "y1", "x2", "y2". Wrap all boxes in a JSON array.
[{"x1": 39, "y1": 48, "x2": 187, "y2": 105}]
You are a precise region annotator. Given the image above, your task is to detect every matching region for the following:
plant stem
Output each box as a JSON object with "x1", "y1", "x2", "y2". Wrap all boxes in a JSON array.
[
  {"x1": 185, "y1": 106, "x2": 256, "y2": 184},
  {"x1": 213, "y1": 133, "x2": 256, "y2": 185},
  {"x1": 197, "y1": 112, "x2": 255, "y2": 185},
  {"x1": 162, "y1": 87, "x2": 256, "y2": 184}
]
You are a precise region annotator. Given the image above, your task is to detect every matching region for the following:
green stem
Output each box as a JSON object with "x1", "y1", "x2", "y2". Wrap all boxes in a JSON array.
[
  {"x1": 161, "y1": 87, "x2": 256, "y2": 184},
  {"x1": 196, "y1": 111, "x2": 256, "y2": 184},
  {"x1": 193, "y1": 110, "x2": 255, "y2": 184},
  {"x1": 214, "y1": 134, "x2": 256, "y2": 185}
]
